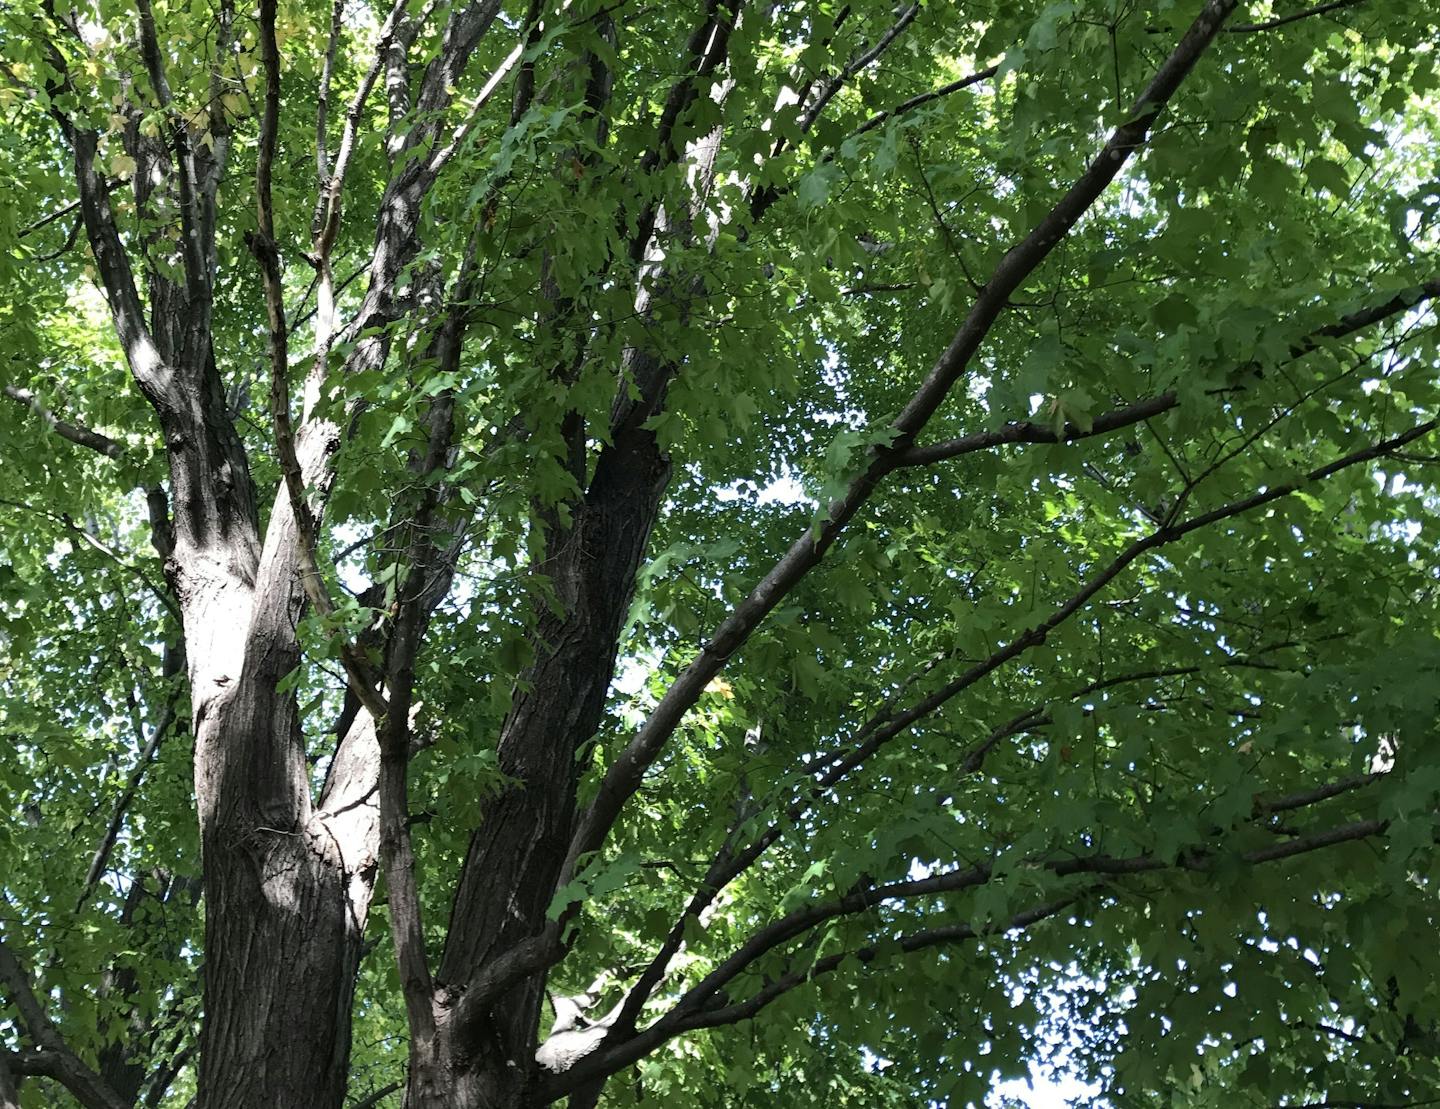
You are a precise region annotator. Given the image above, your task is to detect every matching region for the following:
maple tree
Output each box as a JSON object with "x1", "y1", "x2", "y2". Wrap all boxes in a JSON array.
[{"x1": 2, "y1": 0, "x2": 1440, "y2": 1105}]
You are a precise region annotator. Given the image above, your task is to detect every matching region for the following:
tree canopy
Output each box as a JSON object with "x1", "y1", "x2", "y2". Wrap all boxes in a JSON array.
[{"x1": 2, "y1": 0, "x2": 1440, "y2": 1105}]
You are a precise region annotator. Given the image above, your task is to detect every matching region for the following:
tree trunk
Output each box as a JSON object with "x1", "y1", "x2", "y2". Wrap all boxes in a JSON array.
[
  {"x1": 182, "y1": 475, "x2": 381, "y2": 1109},
  {"x1": 404, "y1": 424, "x2": 671, "y2": 1107}
]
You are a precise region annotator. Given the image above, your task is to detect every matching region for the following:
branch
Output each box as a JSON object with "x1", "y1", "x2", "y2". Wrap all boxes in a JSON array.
[
  {"x1": 794, "y1": 416, "x2": 1438, "y2": 821},
  {"x1": 845, "y1": 63, "x2": 1001, "y2": 145},
  {"x1": 564, "y1": 0, "x2": 1243, "y2": 896},
  {"x1": 1229, "y1": 0, "x2": 1366, "y2": 33},
  {"x1": 549, "y1": 807, "x2": 1388, "y2": 1093},
  {"x1": 0, "y1": 1051, "x2": 16, "y2": 1109},
  {"x1": 1257, "y1": 772, "x2": 1388, "y2": 816},
  {"x1": 670, "y1": 815, "x2": 1387, "y2": 1033},
  {"x1": 374, "y1": 284, "x2": 476, "y2": 1056},
  {"x1": 748, "y1": 59, "x2": 1001, "y2": 224},
  {"x1": 898, "y1": 392, "x2": 1178, "y2": 466},
  {"x1": 250, "y1": 0, "x2": 389, "y2": 723},
  {"x1": 312, "y1": 0, "x2": 411, "y2": 262},
  {"x1": 0, "y1": 496, "x2": 178, "y2": 620},
  {"x1": 314, "y1": 0, "x2": 345, "y2": 189},
  {"x1": 542, "y1": 891, "x2": 1088, "y2": 1094},
  {"x1": 71, "y1": 130, "x2": 172, "y2": 404},
  {"x1": 75, "y1": 645, "x2": 185, "y2": 913},
  {"x1": 670, "y1": 893, "x2": 1087, "y2": 1036},
  {"x1": 0, "y1": 939, "x2": 127, "y2": 1109},
  {"x1": 602, "y1": 417, "x2": 1429, "y2": 1033},
  {"x1": 1290, "y1": 1094, "x2": 1440, "y2": 1100},
  {"x1": 797, "y1": 2, "x2": 921, "y2": 133},
  {"x1": 897, "y1": 273, "x2": 1440, "y2": 468},
  {"x1": 2, "y1": 384, "x2": 125, "y2": 459},
  {"x1": 351, "y1": 1080, "x2": 405, "y2": 1109},
  {"x1": 2, "y1": 379, "x2": 181, "y2": 577}
]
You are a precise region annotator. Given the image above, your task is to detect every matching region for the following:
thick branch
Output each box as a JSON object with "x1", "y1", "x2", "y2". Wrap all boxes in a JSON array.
[
  {"x1": 72, "y1": 132, "x2": 171, "y2": 403},
  {"x1": 550, "y1": 809, "x2": 1387, "y2": 1093},
  {"x1": 251, "y1": 0, "x2": 388, "y2": 722},
  {"x1": 565, "y1": 0, "x2": 1243, "y2": 894},
  {"x1": 0, "y1": 939, "x2": 127, "y2": 1109},
  {"x1": 375, "y1": 282, "x2": 474, "y2": 1059},
  {"x1": 604, "y1": 414, "x2": 1430, "y2": 1034}
]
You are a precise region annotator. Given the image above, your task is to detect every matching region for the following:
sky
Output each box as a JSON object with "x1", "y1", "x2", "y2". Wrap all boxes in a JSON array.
[{"x1": 993, "y1": 1069, "x2": 1103, "y2": 1108}]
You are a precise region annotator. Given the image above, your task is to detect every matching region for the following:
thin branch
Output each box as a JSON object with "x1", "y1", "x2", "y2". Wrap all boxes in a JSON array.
[
  {"x1": 600, "y1": 419, "x2": 1431, "y2": 1034},
  {"x1": 350, "y1": 1080, "x2": 405, "y2": 1109},
  {"x1": 374, "y1": 282, "x2": 476, "y2": 1057},
  {"x1": 312, "y1": 0, "x2": 411, "y2": 259},
  {"x1": 670, "y1": 893, "x2": 1087, "y2": 1037},
  {"x1": 423, "y1": 27, "x2": 533, "y2": 178},
  {"x1": 1229, "y1": 0, "x2": 1366, "y2": 33},
  {"x1": 250, "y1": 0, "x2": 388, "y2": 721},
  {"x1": 1258, "y1": 772, "x2": 1388, "y2": 816},
  {"x1": 661, "y1": 817, "x2": 1386, "y2": 1036},
  {"x1": 17, "y1": 196, "x2": 83, "y2": 238},
  {"x1": 0, "y1": 496, "x2": 178, "y2": 620},
  {"x1": 798, "y1": 2, "x2": 920, "y2": 133},
  {"x1": 900, "y1": 275, "x2": 1440, "y2": 468},
  {"x1": 75, "y1": 651, "x2": 184, "y2": 913},
  {"x1": 1286, "y1": 1100, "x2": 1440, "y2": 1109},
  {"x1": 898, "y1": 392, "x2": 1178, "y2": 466},
  {"x1": 844, "y1": 63, "x2": 1001, "y2": 143},
  {"x1": 315, "y1": 0, "x2": 345, "y2": 188},
  {"x1": 550, "y1": 803, "x2": 1387, "y2": 1093},
  {"x1": 805, "y1": 416, "x2": 1439, "y2": 819},
  {"x1": 0, "y1": 1051, "x2": 16, "y2": 1109}
]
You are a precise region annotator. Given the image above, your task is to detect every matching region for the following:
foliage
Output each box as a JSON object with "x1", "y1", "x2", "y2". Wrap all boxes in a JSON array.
[{"x1": 2, "y1": 0, "x2": 1440, "y2": 1105}]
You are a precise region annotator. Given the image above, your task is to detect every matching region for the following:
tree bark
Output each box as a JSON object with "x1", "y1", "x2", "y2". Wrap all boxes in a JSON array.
[{"x1": 410, "y1": 424, "x2": 670, "y2": 1106}]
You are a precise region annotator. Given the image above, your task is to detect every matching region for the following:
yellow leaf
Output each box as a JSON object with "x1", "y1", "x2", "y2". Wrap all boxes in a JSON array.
[
  {"x1": 705, "y1": 677, "x2": 734, "y2": 699},
  {"x1": 109, "y1": 151, "x2": 137, "y2": 179}
]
